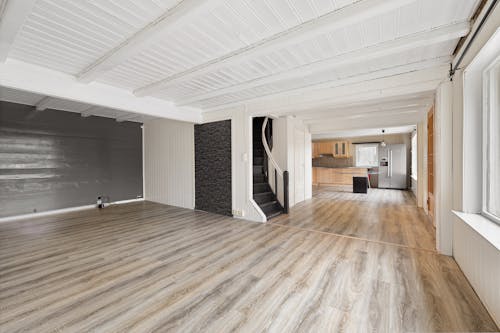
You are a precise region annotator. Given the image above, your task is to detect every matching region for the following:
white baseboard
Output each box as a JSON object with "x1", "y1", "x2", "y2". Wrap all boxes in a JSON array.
[{"x1": 0, "y1": 198, "x2": 145, "y2": 224}]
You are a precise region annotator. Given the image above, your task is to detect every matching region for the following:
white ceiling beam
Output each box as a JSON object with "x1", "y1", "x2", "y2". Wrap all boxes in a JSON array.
[
  {"x1": 312, "y1": 125, "x2": 417, "y2": 140},
  {"x1": 134, "y1": 0, "x2": 416, "y2": 97},
  {"x1": 267, "y1": 80, "x2": 440, "y2": 117},
  {"x1": 205, "y1": 57, "x2": 448, "y2": 114},
  {"x1": 116, "y1": 113, "x2": 141, "y2": 122},
  {"x1": 34, "y1": 96, "x2": 53, "y2": 111},
  {"x1": 178, "y1": 21, "x2": 469, "y2": 106},
  {"x1": 303, "y1": 105, "x2": 429, "y2": 124},
  {"x1": 296, "y1": 96, "x2": 434, "y2": 120},
  {"x1": 81, "y1": 106, "x2": 102, "y2": 118},
  {"x1": 309, "y1": 111, "x2": 425, "y2": 134},
  {"x1": 0, "y1": 59, "x2": 202, "y2": 123},
  {"x1": 0, "y1": 0, "x2": 37, "y2": 61},
  {"x1": 77, "y1": 0, "x2": 224, "y2": 83}
]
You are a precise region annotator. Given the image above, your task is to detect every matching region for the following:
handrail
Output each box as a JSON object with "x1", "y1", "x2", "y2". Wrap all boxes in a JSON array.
[{"x1": 261, "y1": 117, "x2": 283, "y2": 176}]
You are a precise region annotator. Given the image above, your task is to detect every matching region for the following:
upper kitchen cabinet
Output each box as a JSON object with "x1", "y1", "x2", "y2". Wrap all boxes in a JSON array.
[
  {"x1": 313, "y1": 140, "x2": 350, "y2": 158},
  {"x1": 312, "y1": 142, "x2": 320, "y2": 158},
  {"x1": 316, "y1": 141, "x2": 334, "y2": 155},
  {"x1": 333, "y1": 141, "x2": 350, "y2": 158}
]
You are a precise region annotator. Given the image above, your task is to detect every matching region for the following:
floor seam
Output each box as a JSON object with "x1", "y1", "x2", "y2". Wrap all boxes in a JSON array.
[{"x1": 269, "y1": 222, "x2": 439, "y2": 254}]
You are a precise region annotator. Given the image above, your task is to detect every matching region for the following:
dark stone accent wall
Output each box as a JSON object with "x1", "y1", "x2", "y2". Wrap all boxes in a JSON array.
[
  {"x1": 0, "y1": 101, "x2": 143, "y2": 218},
  {"x1": 194, "y1": 120, "x2": 232, "y2": 216}
]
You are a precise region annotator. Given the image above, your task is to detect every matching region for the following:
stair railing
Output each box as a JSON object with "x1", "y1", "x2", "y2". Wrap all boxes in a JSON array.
[{"x1": 261, "y1": 117, "x2": 289, "y2": 214}]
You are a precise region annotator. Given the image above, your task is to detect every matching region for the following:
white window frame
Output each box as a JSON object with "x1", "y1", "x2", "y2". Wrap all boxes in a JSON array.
[
  {"x1": 354, "y1": 143, "x2": 378, "y2": 167},
  {"x1": 482, "y1": 56, "x2": 500, "y2": 225}
]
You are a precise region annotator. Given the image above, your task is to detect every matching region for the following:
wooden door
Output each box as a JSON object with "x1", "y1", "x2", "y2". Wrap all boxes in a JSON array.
[{"x1": 427, "y1": 106, "x2": 435, "y2": 225}]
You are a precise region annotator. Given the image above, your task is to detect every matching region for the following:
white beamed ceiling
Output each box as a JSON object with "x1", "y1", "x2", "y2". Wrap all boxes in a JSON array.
[{"x1": 0, "y1": 0, "x2": 481, "y2": 131}]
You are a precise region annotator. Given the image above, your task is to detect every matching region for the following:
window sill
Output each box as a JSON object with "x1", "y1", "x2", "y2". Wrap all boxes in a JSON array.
[{"x1": 452, "y1": 211, "x2": 500, "y2": 251}]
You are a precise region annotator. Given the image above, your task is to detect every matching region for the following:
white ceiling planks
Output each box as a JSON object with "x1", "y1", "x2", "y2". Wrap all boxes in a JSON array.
[
  {"x1": 0, "y1": 0, "x2": 483, "y2": 132},
  {"x1": 133, "y1": 0, "x2": 414, "y2": 97},
  {"x1": 8, "y1": 0, "x2": 183, "y2": 74},
  {"x1": 174, "y1": 22, "x2": 469, "y2": 107},
  {"x1": 0, "y1": 0, "x2": 38, "y2": 61}
]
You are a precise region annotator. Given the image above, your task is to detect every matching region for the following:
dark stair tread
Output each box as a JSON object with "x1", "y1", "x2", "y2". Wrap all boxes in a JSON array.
[
  {"x1": 253, "y1": 192, "x2": 275, "y2": 204},
  {"x1": 266, "y1": 210, "x2": 283, "y2": 219},
  {"x1": 254, "y1": 191, "x2": 273, "y2": 197},
  {"x1": 262, "y1": 202, "x2": 283, "y2": 219},
  {"x1": 259, "y1": 200, "x2": 278, "y2": 208},
  {"x1": 253, "y1": 183, "x2": 271, "y2": 194}
]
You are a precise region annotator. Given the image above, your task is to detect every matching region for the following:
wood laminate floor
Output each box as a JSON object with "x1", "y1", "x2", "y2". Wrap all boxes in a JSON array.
[
  {"x1": 273, "y1": 186, "x2": 436, "y2": 251},
  {"x1": 0, "y1": 198, "x2": 497, "y2": 332}
]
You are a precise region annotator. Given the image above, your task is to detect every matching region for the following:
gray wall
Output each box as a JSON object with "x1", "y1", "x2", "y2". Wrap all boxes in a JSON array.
[
  {"x1": 0, "y1": 101, "x2": 143, "y2": 217},
  {"x1": 195, "y1": 120, "x2": 232, "y2": 216}
]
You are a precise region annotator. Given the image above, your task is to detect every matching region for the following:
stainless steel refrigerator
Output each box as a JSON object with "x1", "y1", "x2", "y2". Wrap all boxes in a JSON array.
[{"x1": 378, "y1": 144, "x2": 407, "y2": 189}]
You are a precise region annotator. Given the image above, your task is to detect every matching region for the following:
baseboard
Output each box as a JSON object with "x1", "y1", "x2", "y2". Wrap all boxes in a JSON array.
[{"x1": 0, "y1": 198, "x2": 145, "y2": 224}]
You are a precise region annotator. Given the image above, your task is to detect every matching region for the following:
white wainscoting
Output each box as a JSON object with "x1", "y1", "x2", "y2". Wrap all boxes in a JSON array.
[
  {"x1": 143, "y1": 119, "x2": 195, "y2": 209},
  {"x1": 453, "y1": 214, "x2": 500, "y2": 327}
]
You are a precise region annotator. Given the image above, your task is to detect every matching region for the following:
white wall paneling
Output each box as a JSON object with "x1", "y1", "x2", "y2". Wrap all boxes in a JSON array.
[
  {"x1": 453, "y1": 214, "x2": 500, "y2": 326},
  {"x1": 434, "y1": 81, "x2": 453, "y2": 255},
  {"x1": 416, "y1": 118, "x2": 428, "y2": 209},
  {"x1": 143, "y1": 119, "x2": 195, "y2": 209},
  {"x1": 272, "y1": 116, "x2": 312, "y2": 208}
]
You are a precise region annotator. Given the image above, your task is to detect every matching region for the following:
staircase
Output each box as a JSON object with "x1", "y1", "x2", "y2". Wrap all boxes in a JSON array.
[{"x1": 252, "y1": 117, "x2": 284, "y2": 220}]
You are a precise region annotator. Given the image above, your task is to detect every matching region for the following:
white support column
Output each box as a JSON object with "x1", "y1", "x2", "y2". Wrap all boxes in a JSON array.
[
  {"x1": 416, "y1": 119, "x2": 427, "y2": 208},
  {"x1": 434, "y1": 81, "x2": 453, "y2": 255}
]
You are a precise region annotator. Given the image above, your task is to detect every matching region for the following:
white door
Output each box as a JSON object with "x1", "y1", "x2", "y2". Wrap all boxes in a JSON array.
[{"x1": 294, "y1": 130, "x2": 305, "y2": 204}]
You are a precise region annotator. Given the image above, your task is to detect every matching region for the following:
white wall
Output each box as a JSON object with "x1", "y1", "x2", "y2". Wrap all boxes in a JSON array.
[
  {"x1": 450, "y1": 4, "x2": 500, "y2": 326},
  {"x1": 434, "y1": 81, "x2": 454, "y2": 255},
  {"x1": 453, "y1": 213, "x2": 500, "y2": 327},
  {"x1": 416, "y1": 118, "x2": 428, "y2": 210},
  {"x1": 273, "y1": 116, "x2": 312, "y2": 207},
  {"x1": 143, "y1": 118, "x2": 195, "y2": 209}
]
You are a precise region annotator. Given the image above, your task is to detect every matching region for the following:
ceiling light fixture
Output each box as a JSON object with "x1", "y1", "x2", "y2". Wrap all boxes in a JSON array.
[{"x1": 381, "y1": 129, "x2": 387, "y2": 147}]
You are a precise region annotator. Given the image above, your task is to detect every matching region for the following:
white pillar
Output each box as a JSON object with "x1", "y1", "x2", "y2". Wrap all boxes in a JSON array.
[
  {"x1": 416, "y1": 119, "x2": 427, "y2": 209},
  {"x1": 434, "y1": 81, "x2": 454, "y2": 255}
]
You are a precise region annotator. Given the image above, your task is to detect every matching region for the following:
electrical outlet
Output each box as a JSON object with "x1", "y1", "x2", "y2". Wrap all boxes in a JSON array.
[{"x1": 232, "y1": 209, "x2": 244, "y2": 217}]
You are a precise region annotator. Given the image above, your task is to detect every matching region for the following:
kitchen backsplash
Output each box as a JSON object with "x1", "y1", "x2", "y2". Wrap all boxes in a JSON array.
[{"x1": 313, "y1": 156, "x2": 354, "y2": 168}]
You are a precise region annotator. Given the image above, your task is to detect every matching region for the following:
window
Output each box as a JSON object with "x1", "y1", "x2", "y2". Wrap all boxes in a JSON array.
[
  {"x1": 483, "y1": 58, "x2": 500, "y2": 224},
  {"x1": 355, "y1": 144, "x2": 378, "y2": 167},
  {"x1": 411, "y1": 132, "x2": 417, "y2": 179}
]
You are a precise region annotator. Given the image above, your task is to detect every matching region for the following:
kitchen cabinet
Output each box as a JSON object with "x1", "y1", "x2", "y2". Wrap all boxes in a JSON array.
[
  {"x1": 313, "y1": 167, "x2": 367, "y2": 186},
  {"x1": 316, "y1": 141, "x2": 334, "y2": 155},
  {"x1": 333, "y1": 141, "x2": 350, "y2": 158},
  {"x1": 313, "y1": 140, "x2": 350, "y2": 158},
  {"x1": 312, "y1": 142, "x2": 320, "y2": 158}
]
